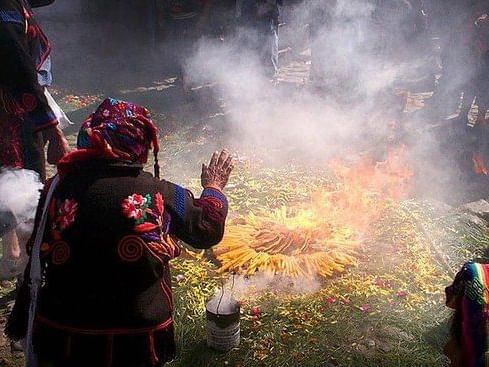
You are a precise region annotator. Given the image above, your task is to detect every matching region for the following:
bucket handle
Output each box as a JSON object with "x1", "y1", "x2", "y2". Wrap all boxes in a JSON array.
[{"x1": 216, "y1": 272, "x2": 236, "y2": 316}]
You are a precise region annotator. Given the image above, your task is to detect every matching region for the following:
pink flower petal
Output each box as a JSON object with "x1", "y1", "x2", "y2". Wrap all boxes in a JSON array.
[
  {"x1": 396, "y1": 290, "x2": 408, "y2": 298},
  {"x1": 359, "y1": 304, "x2": 370, "y2": 312}
]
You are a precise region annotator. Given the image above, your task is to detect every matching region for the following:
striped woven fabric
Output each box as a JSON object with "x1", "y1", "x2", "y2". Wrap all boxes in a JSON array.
[
  {"x1": 446, "y1": 261, "x2": 489, "y2": 367},
  {"x1": 0, "y1": 10, "x2": 23, "y2": 24}
]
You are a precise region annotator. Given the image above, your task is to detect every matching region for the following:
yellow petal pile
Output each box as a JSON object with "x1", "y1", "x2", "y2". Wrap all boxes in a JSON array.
[{"x1": 214, "y1": 147, "x2": 412, "y2": 279}]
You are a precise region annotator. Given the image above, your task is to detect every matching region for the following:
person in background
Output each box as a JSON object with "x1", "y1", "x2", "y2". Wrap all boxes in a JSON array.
[
  {"x1": 308, "y1": 0, "x2": 336, "y2": 90},
  {"x1": 423, "y1": 0, "x2": 488, "y2": 120},
  {"x1": 235, "y1": 0, "x2": 282, "y2": 78},
  {"x1": 159, "y1": 0, "x2": 215, "y2": 94},
  {"x1": 6, "y1": 98, "x2": 234, "y2": 367},
  {"x1": 0, "y1": 0, "x2": 69, "y2": 279},
  {"x1": 468, "y1": 12, "x2": 489, "y2": 175},
  {"x1": 207, "y1": 0, "x2": 236, "y2": 40}
]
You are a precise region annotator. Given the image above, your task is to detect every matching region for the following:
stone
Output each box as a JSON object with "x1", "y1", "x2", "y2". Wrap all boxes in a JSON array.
[
  {"x1": 366, "y1": 339, "x2": 376, "y2": 348},
  {"x1": 460, "y1": 200, "x2": 489, "y2": 223}
]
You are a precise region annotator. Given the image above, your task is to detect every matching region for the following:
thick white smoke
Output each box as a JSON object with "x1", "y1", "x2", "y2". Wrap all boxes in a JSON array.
[
  {"x1": 183, "y1": 0, "x2": 424, "y2": 166},
  {"x1": 0, "y1": 169, "x2": 43, "y2": 238}
]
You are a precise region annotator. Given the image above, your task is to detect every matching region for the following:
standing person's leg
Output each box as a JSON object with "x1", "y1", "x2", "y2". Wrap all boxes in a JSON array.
[
  {"x1": 459, "y1": 82, "x2": 476, "y2": 126},
  {"x1": 425, "y1": 46, "x2": 466, "y2": 119},
  {"x1": 472, "y1": 59, "x2": 489, "y2": 174},
  {"x1": 22, "y1": 129, "x2": 46, "y2": 183},
  {"x1": 0, "y1": 127, "x2": 46, "y2": 280},
  {"x1": 0, "y1": 114, "x2": 29, "y2": 279},
  {"x1": 254, "y1": 19, "x2": 278, "y2": 78},
  {"x1": 3, "y1": 230, "x2": 20, "y2": 261},
  {"x1": 269, "y1": 18, "x2": 279, "y2": 78},
  {"x1": 0, "y1": 205, "x2": 20, "y2": 280}
]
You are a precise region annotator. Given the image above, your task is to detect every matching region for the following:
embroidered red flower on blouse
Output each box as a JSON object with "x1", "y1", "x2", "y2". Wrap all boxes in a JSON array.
[
  {"x1": 22, "y1": 93, "x2": 37, "y2": 112},
  {"x1": 122, "y1": 193, "x2": 147, "y2": 221},
  {"x1": 50, "y1": 198, "x2": 79, "y2": 241},
  {"x1": 57, "y1": 199, "x2": 78, "y2": 231},
  {"x1": 122, "y1": 193, "x2": 162, "y2": 229},
  {"x1": 120, "y1": 192, "x2": 178, "y2": 261}
]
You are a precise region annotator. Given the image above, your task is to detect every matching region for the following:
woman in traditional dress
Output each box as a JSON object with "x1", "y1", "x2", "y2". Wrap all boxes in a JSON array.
[
  {"x1": 0, "y1": 0, "x2": 69, "y2": 278},
  {"x1": 6, "y1": 98, "x2": 234, "y2": 367}
]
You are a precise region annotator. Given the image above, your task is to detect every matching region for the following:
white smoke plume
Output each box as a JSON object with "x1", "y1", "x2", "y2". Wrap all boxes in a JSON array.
[
  {"x1": 183, "y1": 0, "x2": 426, "y2": 166},
  {"x1": 0, "y1": 169, "x2": 43, "y2": 238},
  {"x1": 214, "y1": 272, "x2": 321, "y2": 301}
]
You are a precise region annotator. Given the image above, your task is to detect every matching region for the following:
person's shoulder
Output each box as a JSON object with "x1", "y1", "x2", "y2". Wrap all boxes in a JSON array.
[
  {"x1": 0, "y1": 0, "x2": 24, "y2": 30},
  {"x1": 0, "y1": 0, "x2": 23, "y2": 14}
]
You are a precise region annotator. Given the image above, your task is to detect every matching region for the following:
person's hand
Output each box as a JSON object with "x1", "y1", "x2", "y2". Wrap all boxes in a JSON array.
[
  {"x1": 45, "y1": 126, "x2": 70, "y2": 164},
  {"x1": 201, "y1": 150, "x2": 234, "y2": 191}
]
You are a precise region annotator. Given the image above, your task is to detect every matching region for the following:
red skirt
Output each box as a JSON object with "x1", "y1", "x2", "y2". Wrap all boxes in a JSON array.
[
  {"x1": 0, "y1": 114, "x2": 24, "y2": 169},
  {"x1": 0, "y1": 111, "x2": 46, "y2": 180}
]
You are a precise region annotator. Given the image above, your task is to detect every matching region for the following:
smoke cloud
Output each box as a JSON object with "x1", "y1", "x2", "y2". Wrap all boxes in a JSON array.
[
  {"x1": 183, "y1": 0, "x2": 421, "y2": 166},
  {"x1": 0, "y1": 169, "x2": 43, "y2": 238},
  {"x1": 180, "y1": 0, "x2": 487, "y2": 204}
]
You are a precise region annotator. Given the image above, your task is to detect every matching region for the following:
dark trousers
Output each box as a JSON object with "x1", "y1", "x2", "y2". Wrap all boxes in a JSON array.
[{"x1": 236, "y1": 18, "x2": 279, "y2": 77}]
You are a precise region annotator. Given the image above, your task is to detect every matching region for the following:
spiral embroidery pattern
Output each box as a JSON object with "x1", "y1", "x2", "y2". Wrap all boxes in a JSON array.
[
  {"x1": 118, "y1": 235, "x2": 145, "y2": 262},
  {"x1": 51, "y1": 241, "x2": 70, "y2": 265}
]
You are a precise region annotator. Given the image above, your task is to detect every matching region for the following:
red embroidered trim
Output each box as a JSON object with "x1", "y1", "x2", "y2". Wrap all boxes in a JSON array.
[
  {"x1": 149, "y1": 331, "x2": 159, "y2": 365},
  {"x1": 117, "y1": 235, "x2": 144, "y2": 262},
  {"x1": 51, "y1": 241, "x2": 70, "y2": 265},
  {"x1": 143, "y1": 242, "x2": 164, "y2": 265},
  {"x1": 107, "y1": 335, "x2": 114, "y2": 367},
  {"x1": 32, "y1": 118, "x2": 58, "y2": 132},
  {"x1": 36, "y1": 314, "x2": 173, "y2": 336},
  {"x1": 21, "y1": 93, "x2": 37, "y2": 112},
  {"x1": 204, "y1": 197, "x2": 224, "y2": 209}
]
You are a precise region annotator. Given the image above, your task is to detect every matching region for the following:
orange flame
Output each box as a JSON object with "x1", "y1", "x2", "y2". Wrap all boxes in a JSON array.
[{"x1": 214, "y1": 146, "x2": 413, "y2": 278}]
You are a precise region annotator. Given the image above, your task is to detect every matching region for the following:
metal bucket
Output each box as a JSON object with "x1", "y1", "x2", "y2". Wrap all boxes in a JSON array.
[{"x1": 206, "y1": 295, "x2": 240, "y2": 352}]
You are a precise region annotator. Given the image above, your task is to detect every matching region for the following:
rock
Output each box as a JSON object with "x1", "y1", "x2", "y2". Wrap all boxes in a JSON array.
[
  {"x1": 460, "y1": 200, "x2": 489, "y2": 223},
  {"x1": 366, "y1": 339, "x2": 376, "y2": 348},
  {"x1": 356, "y1": 344, "x2": 368, "y2": 353},
  {"x1": 383, "y1": 326, "x2": 415, "y2": 342},
  {"x1": 398, "y1": 331, "x2": 415, "y2": 341}
]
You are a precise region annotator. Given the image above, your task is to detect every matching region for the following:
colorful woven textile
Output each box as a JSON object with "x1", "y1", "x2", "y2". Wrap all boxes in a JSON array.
[{"x1": 446, "y1": 261, "x2": 489, "y2": 367}]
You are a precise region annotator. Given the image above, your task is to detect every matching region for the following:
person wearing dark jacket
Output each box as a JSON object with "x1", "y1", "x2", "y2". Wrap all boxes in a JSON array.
[
  {"x1": 0, "y1": 0, "x2": 69, "y2": 279},
  {"x1": 6, "y1": 98, "x2": 234, "y2": 367}
]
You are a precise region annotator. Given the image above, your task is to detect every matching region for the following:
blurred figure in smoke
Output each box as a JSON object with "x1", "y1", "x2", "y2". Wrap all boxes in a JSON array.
[
  {"x1": 308, "y1": 0, "x2": 336, "y2": 90},
  {"x1": 423, "y1": 0, "x2": 488, "y2": 120},
  {"x1": 372, "y1": 0, "x2": 426, "y2": 60},
  {"x1": 469, "y1": 12, "x2": 489, "y2": 175},
  {"x1": 159, "y1": 0, "x2": 215, "y2": 94},
  {"x1": 307, "y1": 0, "x2": 375, "y2": 102},
  {"x1": 0, "y1": 0, "x2": 69, "y2": 279},
  {"x1": 235, "y1": 0, "x2": 282, "y2": 78},
  {"x1": 6, "y1": 98, "x2": 234, "y2": 367},
  {"x1": 207, "y1": 0, "x2": 237, "y2": 39}
]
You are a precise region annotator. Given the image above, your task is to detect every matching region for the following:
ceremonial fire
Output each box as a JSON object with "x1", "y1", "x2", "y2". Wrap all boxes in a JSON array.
[{"x1": 214, "y1": 146, "x2": 413, "y2": 278}]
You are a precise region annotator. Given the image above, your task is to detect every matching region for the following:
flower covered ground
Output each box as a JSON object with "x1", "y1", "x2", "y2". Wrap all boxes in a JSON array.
[
  {"x1": 163, "y1": 166, "x2": 478, "y2": 367},
  {"x1": 0, "y1": 92, "x2": 487, "y2": 367}
]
